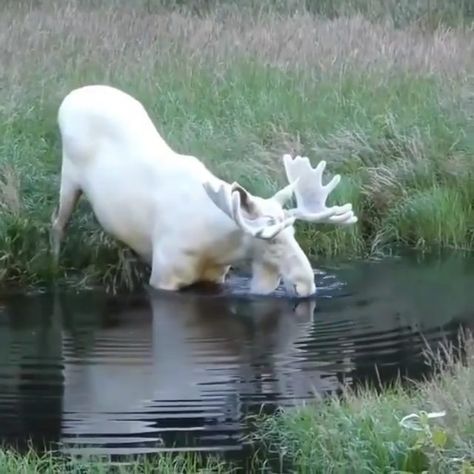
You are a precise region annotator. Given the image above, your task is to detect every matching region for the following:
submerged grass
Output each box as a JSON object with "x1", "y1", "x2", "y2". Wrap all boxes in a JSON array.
[
  {"x1": 0, "y1": 0, "x2": 473, "y2": 289},
  {"x1": 251, "y1": 332, "x2": 474, "y2": 473}
]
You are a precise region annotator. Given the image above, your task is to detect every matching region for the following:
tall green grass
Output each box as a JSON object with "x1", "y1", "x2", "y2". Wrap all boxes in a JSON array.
[
  {"x1": 0, "y1": 0, "x2": 473, "y2": 289},
  {"x1": 251, "y1": 333, "x2": 474, "y2": 473},
  {"x1": 0, "y1": 449, "x2": 233, "y2": 473}
]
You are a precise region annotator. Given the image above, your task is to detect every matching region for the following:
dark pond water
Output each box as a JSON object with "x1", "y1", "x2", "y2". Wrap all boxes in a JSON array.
[{"x1": 0, "y1": 254, "x2": 473, "y2": 459}]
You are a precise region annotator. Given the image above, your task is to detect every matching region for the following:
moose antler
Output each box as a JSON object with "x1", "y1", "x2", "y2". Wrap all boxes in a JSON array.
[
  {"x1": 203, "y1": 156, "x2": 357, "y2": 242},
  {"x1": 203, "y1": 180, "x2": 296, "y2": 240},
  {"x1": 282, "y1": 154, "x2": 357, "y2": 225}
]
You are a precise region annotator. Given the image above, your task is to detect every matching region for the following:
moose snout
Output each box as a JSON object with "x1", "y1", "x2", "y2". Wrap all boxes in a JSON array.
[{"x1": 284, "y1": 276, "x2": 316, "y2": 298}]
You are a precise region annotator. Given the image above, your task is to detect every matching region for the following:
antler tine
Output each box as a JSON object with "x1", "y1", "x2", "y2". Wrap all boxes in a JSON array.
[
  {"x1": 202, "y1": 180, "x2": 234, "y2": 220},
  {"x1": 283, "y1": 154, "x2": 312, "y2": 184},
  {"x1": 324, "y1": 173, "x2": 341, "y2": 194}
]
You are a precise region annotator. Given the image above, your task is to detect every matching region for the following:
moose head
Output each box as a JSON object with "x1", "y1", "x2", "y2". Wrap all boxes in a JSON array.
[{"x1": 203, "y1": 154, "x2": 357, "y2": 297}]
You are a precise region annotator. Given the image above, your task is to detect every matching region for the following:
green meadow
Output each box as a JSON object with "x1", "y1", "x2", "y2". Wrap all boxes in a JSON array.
[{"x1": 0, "y1": 0, "x2": 472, "y2": 290}]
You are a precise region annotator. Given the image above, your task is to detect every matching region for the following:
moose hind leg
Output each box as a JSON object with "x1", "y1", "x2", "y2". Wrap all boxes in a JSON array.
[{"x1": 50, "y1": 179, "x2": 82, "y2": 264}]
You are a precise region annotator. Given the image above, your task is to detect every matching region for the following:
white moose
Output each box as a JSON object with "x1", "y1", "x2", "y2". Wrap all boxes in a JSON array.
[{"x1": 51, "y1": 85, "x2": 357, "y2": 297}]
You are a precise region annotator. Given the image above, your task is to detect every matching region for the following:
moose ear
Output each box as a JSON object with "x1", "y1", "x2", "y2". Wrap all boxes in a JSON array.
[
  {"x1": 229, "y1": 182, "x2": 261, "y2": 218},
  {"x1": 203, "y1": 180, "x2": 295, "y2": 240}
]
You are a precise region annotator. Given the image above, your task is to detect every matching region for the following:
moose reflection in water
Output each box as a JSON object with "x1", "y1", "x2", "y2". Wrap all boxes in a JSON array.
[
  {"x1": 60, "y1": 290, "x2": 323, "y2": 453},
  {"x1": 0, "y1": 255, "x2": 472, "y2": 454}
]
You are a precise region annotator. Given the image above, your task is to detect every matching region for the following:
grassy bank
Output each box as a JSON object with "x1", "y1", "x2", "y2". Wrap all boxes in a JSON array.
[
  {"x1": 0, "y1": 450, "x2": 232, "y2": 473},
  {"x1": 251, "y1": 334, "x2": 474, "y2": 473},
  {"x1": 0, "y1": 0, "x2": 473, "y2": 289}
]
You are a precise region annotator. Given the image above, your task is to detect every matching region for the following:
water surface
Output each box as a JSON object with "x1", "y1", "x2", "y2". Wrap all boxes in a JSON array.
[{"x1": 0, "y1": 254, "x2": 472, "y2": 457}]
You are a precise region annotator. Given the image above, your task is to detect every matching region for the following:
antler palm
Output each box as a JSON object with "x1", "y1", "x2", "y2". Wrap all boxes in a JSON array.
[{"x1": 283, "y1": 154, "x2": 357, "y2": 225}]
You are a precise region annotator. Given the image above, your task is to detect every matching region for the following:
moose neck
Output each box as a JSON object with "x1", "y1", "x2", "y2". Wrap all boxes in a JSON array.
[{"x1": 207, "y1": 219, "x2": 255, "y2": 267}]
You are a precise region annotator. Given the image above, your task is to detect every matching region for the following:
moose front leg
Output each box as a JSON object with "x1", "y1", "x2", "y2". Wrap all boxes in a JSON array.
[
  {"x1": 149, "y1": 251, "x2": 190, "y2": 291},
  {"x1": 149, "y1": 243, "x2": 216, "y2": 291},
  {"x1": 149, "y1": 243, "x2": 231, "y2": 291}
]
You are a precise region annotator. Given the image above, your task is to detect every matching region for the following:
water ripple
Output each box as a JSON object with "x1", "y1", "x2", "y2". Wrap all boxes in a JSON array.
[{"x1": 0, "y1": 255, "x2": 472, "y2": 455}]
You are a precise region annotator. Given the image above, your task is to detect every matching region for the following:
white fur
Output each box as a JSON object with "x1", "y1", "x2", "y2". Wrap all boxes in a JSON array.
[{"x1": 51, "y1": 85, "x2": 357, "y2": 297}]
